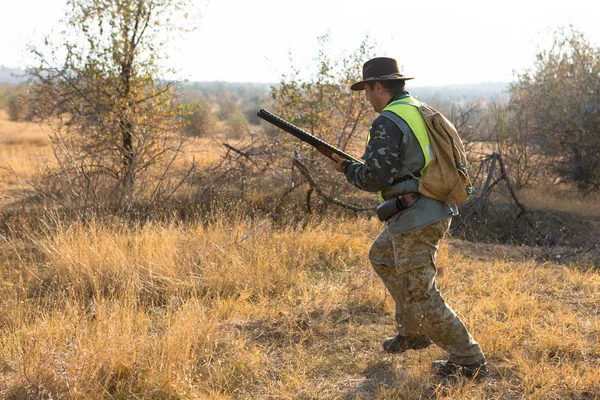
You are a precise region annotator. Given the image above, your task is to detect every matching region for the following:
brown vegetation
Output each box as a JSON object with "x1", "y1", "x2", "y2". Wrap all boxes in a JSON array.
[
  {"x1": 1, "y1": 109, "x2": 599, "y2": 399},
  {"x1": 1, "y1": 14, "x2": 599, "y2": 398}
]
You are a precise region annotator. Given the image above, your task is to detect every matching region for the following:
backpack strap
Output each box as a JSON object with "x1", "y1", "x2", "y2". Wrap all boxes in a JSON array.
[
  {"x1": 379, "y1": 110, "x2": 412, "y2": 134},
  {"x1": 378, "y1": 110, "x2": 420, "y2": 181},
  {"x1": 390, "y1": 100, "x2": 427, "y2": 108}
]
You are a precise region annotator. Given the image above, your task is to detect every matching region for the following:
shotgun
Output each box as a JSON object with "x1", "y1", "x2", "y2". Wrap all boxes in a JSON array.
[{"x1": 257, "y1": 109, "x2": 363, "y2": 164}]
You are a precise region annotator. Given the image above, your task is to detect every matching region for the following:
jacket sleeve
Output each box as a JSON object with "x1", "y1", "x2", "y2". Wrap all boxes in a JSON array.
[{"x1": 343, "y1": 116, "x2": 406, "y2": 192}]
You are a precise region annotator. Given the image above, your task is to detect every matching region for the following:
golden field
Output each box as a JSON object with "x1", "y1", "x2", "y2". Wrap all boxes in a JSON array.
[
  {"x1": 1, "y1": 112, "x2": 599, "y2": 399},
  {"x1": 0, "y1": 111, "x2": 53, "y2": 207}
]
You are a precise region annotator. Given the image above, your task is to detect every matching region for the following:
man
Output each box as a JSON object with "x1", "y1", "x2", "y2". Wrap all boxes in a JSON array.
[{"x1": 330, "y1": 57, "x2": 488, "y2": 379}]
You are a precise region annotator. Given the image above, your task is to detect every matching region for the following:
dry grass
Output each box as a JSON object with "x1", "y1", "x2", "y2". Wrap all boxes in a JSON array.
[
  {"x1": 0, "y1": 111, "x2": 54, "y2": 205},
  {"x1": 0, "y1": 215, "x2": 599, "y2": 399},
  {"x1": 1, "y1": 112, "x2": 600, "y2": 399},
  {"x1": 0, "y1": 111, "x2": 236, "y2": 208},
  {"x1": 517, "y1": 184, "x2": 600, "y2": 217}
]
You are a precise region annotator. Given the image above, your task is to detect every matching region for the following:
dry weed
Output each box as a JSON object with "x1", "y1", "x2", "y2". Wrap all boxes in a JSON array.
[{"x1": 0, "y1": 214, "x2": 598, "y2": 399}]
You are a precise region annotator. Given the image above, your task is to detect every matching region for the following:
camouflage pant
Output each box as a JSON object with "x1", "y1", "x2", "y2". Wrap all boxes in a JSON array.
[{"x1": 369, "y1": 215, "x2": 484, "y2": 364}]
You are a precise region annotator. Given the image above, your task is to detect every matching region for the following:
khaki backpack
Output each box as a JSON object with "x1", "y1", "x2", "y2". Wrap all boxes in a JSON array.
[{"x1": 400, "y1": 101, "x2": 474, "y2": 204}]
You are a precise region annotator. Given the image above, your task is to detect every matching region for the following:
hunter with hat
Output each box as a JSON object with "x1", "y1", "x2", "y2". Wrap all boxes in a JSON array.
[{"x1": 331, "y1": 57, "x2": 488, "y2": 379}]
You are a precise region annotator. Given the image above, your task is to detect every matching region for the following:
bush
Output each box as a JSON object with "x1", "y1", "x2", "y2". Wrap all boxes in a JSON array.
[
  {"x1": 6, "y1": 93, "x2": 24, "y2": 121},
  {"x1": 183, "y1": 101, "x2": 216, "y2": 137},
  {"x1": 0, "y1": 84, "x2": 31, "y2": 121},
  {"x1": 509, "y1": 27, "x2": 600, "y2": 192},
  {"x1": 225, "y1": 111, "x2": 249, "y2": 140}
]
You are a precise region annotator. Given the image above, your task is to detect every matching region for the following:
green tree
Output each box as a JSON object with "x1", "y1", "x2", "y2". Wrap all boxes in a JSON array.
[
  {"x1": 509, "y1": 26, "x2": 600, "y2": 191},
  {"x1": 28, "y1": 0, "x2": 198, "y2": 208}
]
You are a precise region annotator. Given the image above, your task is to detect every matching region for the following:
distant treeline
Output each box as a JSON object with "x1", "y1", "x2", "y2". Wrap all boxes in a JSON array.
[
  {"x1": 1, "y1": 73, "x2": 510, "y2": 142},
  {"x1": 176, "y1": 80, "x2": 510, "y2": 108},
  {"x1": 410, "y1": 82, "x2": 510, "y2": 105},
  {"x1": 1, "y1": 65, "x2": 508, "y2": 110},
  {"x1": 0, "y1": 66, "x2": 26, "y2": 84},
  {"x1": 173, "y1": 80, "x2": 509, "y2": 130},
  {"x1": 179, "y1": 81, "x2": 271, "y2": 99}
]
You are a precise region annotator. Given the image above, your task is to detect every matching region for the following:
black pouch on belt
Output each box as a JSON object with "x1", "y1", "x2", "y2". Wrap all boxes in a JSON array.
[{"x1": 376, "y1": 196, "x2": 409, "y2": 222}]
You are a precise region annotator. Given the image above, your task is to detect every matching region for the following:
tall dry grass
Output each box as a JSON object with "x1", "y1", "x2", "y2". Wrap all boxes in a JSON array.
[
  {"x1": 517, "y1": 183, "x2": 600, "y2": 217},
  {"x1": 0, "y1": 111, "x2": 236, "y2": 212},
  {"x1": 1, "y1": 109, "x2": 600, "y2": 399},
  {"x1": 0, "y1": 213, "x2": 598, "y2": 399},
  {"x1": 0, "y1": 111, "x2": 53, "y2": 206}
]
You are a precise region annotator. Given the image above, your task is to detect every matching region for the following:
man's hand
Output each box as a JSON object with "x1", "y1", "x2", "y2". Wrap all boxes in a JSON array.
[{"x1": 331, "y1": 153, "x2": 345, "y2": 173}]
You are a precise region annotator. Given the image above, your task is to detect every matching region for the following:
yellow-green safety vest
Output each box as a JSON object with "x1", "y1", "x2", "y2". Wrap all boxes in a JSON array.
[{"x1": 365, "y1": 96, "x2": 433, "y2": 202}]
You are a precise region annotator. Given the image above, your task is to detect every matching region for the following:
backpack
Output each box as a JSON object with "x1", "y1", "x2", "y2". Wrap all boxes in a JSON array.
[{"x1": 400, "y1": 101, "x2": 474, "y2": 204}]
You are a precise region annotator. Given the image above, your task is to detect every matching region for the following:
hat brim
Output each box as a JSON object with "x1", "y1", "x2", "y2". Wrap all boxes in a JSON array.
[{"x1": 351, "y1": 76, "x2": 415, "y2": 91}]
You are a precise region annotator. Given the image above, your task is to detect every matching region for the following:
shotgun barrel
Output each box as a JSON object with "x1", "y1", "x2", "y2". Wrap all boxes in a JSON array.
[{"x1": 257, "y1": 109, "x2": 363, "y2": 164}]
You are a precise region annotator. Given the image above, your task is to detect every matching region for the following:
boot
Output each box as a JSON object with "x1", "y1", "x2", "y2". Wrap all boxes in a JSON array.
[
  {"x1": 382, "y1": 334, "x2": 433, "y2": 354},
  {"x1": 431, "y1": 359, "x2": 489, "y2": 379}
]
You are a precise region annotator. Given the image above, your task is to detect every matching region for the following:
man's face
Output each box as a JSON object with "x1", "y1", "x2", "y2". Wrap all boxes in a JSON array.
[
  {"x1": 364, "y1": 82, "x2": 385, "y2": 113},
  {"x1": 364, "y1": 84, "x2": 374, "y2": 107}
]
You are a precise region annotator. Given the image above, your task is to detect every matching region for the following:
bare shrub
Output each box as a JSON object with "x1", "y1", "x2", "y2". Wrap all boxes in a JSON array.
[
  {"x1": 183, "y1": 100, "x2": 217, "y2": 137},
  {"x1": 27, "y1": 0, "x2": 199, "y2": 210},
  {"x1": 509, "y1": 26, "x2": 600, "y2": 192},
  {"x1": 258, "y1": 35, "x2": 378, "y2": 213},
  {"x1": 485, "y1": 100, "x2": 545, "y2": 189},
  {"x1": 225, "y1": 111, "x2": 249, "y2": 140},
  {"x1": 0, "y1": 84, "x2": 32, "y2": 122}
]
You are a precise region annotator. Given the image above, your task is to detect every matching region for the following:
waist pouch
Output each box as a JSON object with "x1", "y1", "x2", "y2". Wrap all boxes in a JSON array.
[{"x1": 376, "y1": 196, "x2": 410, "y2": 222}]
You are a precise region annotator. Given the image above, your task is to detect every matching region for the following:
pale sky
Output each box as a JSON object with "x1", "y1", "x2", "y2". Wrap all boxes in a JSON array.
[{"x1": 1, "y1": 0, "x2": 599, "y2": 86}]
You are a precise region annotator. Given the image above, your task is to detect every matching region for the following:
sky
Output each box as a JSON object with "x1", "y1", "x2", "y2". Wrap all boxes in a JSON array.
[{"x1": 1, "y1": 0, "x2": 599, "y2": 86}]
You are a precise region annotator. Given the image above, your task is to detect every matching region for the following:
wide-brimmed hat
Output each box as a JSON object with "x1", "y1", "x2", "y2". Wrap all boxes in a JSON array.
[{"x1": 350, "y1": 57, "x2": 414, "y2": 91}]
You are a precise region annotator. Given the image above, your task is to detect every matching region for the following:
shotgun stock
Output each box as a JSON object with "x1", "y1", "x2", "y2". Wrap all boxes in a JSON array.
[{"x1": 257, "y1": 109, "x2": 363, "y2": 164}]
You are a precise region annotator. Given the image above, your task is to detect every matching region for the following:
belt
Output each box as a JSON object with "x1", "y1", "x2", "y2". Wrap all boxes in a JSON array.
[
  {"x1": 376, "y1": 192, "x2": 422, "y2": 222},
  {"x1": 399, "y1": 192, "x2": 421, "y2": 208}
]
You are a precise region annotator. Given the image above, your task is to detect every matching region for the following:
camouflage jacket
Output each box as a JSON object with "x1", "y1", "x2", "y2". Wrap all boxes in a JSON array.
[
  {"x1": 342, "y1": 91, "x2": 456, "y2": 234},
  {"x1": 342, "y1": 91, "x2": 415, "y2": 192}
]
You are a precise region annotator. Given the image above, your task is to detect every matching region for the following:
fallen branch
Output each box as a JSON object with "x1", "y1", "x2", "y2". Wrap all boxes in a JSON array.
[{"x1": 292, "y1": 151, "x2": 375, "y2": 214}]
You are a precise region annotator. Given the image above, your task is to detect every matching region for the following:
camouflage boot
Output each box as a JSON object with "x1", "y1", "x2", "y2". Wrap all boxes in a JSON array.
[
  {"x1": 382, "y1": 334, "x2": 433, "y2": 354},
  {"x1": 431, "y1": 359, "x2": 489, "y2": 379}
]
